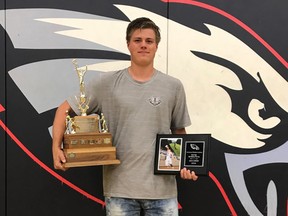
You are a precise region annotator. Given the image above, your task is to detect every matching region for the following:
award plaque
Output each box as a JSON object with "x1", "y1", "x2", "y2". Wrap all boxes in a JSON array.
[
  {"x1": 154, "y1": 134, "x2": 210, "y2": 175},
  {"x1": 63, "y1": 59, "x2": 120, "y2": 168}
]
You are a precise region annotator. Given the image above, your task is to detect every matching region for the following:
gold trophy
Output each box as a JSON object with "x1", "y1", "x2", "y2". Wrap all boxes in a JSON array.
[{"x1": 63, "y1": 59, "x2": 120, "y2": 168}]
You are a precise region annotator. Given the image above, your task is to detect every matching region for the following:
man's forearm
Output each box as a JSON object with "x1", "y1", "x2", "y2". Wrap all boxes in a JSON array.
[{"x1": 52, "y1": 101, "x2": 71, "y2": 149}]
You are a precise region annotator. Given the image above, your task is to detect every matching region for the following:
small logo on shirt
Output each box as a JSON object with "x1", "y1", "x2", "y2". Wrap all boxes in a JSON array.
[{"x1": 148, "y1": 96, "x2": 161, "y2": 106}]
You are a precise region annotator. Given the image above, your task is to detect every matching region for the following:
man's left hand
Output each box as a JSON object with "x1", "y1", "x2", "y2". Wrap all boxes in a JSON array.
[{"x1": 180, "y1": 168, "x2": 198, "y2": 181}]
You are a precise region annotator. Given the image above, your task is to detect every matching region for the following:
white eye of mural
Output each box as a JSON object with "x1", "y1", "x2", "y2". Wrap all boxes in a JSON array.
[{"x1": 248, "y1": 99, "x2": 281, "y2": 129}]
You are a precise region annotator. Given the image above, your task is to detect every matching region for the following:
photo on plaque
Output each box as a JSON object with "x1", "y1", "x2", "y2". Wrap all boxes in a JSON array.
[
  {"x1": 154, "y1": 134, "x2": 210, "y2": 175},
  {"x1": 156, "y1": 137, "x2": 183, "y2": 173}
]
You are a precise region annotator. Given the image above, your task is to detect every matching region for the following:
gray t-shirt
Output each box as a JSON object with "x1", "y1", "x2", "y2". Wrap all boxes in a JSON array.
[{"x1": 68, "y1": 68, "x2": 191, "y2": 199}]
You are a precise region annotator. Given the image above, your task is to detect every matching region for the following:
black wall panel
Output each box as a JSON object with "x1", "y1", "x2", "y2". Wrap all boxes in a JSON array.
[
  {"x1": 0, "y1": 0, "x2": 6, "y2": 215},
  {"x1": 1, "y1": 0, "x2": 287, "y2": 215}
]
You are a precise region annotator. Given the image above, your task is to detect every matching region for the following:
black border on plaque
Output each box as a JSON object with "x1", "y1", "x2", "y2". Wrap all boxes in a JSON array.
[{"x1": 154, "y1": 134, "x2": 211, "y2": 176}]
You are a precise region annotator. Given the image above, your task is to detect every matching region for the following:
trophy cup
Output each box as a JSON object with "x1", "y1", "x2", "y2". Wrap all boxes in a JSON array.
[{"x1": 63, "y1": 59, "x2": 120, "y2": 168}]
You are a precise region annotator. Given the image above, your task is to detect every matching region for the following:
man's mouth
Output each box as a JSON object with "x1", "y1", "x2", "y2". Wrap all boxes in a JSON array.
[{"x1": 138, "y1": 51, "x2": 149, "y2": 54}]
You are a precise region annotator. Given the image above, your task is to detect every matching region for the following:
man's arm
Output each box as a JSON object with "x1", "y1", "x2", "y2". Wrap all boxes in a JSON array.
[
  {"x1": 171, "y1": 128, "x2": 186, "y2": 134},
  {"x1": 172, "y1": 128, "x2": 198, "y2": 181},
  {"x1": 52, "y1": 100, "x2": 72, "y2": 171}
]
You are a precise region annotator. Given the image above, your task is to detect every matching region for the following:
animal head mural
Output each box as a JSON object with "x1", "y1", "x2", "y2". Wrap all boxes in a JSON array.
[{"x1": 0, "y1": 0, "x2": 287, "y2": 215}]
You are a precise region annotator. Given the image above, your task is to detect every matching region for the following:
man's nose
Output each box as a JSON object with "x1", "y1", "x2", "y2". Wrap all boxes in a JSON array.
[{"x1": 140, "y1": 41, "x2": 147, "y2": 48}]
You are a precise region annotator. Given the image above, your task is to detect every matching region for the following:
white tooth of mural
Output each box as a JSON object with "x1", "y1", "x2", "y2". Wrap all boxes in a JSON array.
[{"x1": 267, "y1": 181, "x2": 277, "y2": 216}]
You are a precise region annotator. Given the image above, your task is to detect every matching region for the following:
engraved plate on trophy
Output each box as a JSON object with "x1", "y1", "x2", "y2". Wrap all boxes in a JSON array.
[{"x1": 63, "y1": 59, "x2": 120, "y2": 168}]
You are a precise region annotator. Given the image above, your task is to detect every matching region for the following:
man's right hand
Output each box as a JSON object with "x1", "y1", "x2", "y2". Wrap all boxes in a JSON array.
[
  {"x1": 51, "y1": 101, "x2": 72, "y2": 171},
  {"x1": 52, "y1": 146, "x2": 68, "y2": 171}
]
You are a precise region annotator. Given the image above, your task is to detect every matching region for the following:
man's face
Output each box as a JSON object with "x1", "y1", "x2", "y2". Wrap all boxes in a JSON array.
[{"x1": 127, "y1": 28, "x2": 158, "y2": 67}]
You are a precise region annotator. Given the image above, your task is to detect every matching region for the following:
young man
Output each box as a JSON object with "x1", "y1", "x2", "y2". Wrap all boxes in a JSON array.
[{"x1": 52, "y1": 17, "x2": 198, "y2": 215}]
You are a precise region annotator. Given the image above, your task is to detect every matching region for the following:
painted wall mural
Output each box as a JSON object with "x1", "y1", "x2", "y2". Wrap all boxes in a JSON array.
[{"x1": 0, "y1": 0, "x2": 287, "y2": 215}]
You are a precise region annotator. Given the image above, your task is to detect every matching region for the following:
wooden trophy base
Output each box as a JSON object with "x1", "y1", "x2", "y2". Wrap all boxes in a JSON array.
[
  {"x1": 63, "y1": 132, "x2": 120, "y2": 168},
  {"x1": 63, "y1": 146, "x2": 120, "y2": 168}
]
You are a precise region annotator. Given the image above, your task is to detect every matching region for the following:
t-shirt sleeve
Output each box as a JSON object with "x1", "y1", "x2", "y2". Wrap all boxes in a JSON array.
[{"x1": 170, "y1": 80, "x2": 191, "y2": 130}]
